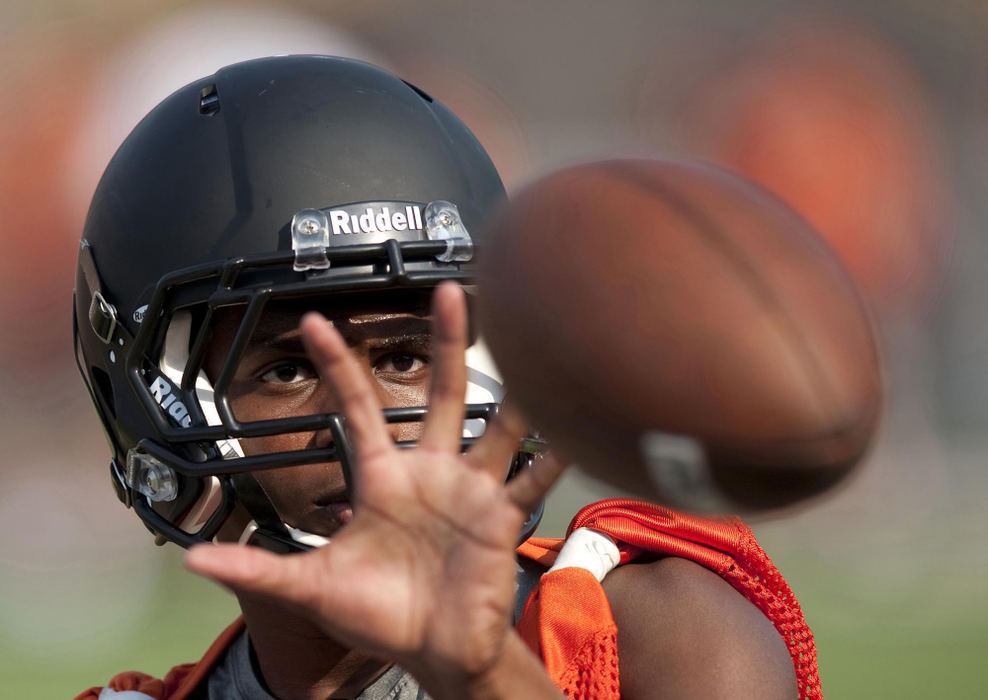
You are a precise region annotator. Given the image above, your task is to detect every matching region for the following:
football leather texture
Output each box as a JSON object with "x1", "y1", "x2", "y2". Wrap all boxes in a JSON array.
[{"x1": 478, "y1": 158, "x2": 881, "y2": 511}]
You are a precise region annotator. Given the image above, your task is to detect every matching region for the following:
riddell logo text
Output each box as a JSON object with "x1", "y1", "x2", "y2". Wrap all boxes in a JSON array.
[
  {"x1": 328, "y1": 205, "x2": 423, "y2": 235},
  {"x1": 149, "y1": 376, "x2": 193, "y2": 428}
]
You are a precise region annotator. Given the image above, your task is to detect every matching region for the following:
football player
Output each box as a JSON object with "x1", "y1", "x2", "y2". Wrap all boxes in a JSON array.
[{"x1": 74, "y1": 55, "x2": 802, "y2": 699}]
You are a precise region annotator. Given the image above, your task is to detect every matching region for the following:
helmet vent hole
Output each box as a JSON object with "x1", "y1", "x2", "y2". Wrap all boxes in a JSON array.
[
  {"x1": 402, "y1": 80, "x2": 434, "y2": 103},
  {"x1": 91, "y1": 366, "x2": 117, "y2": 418},
  {"x1": 199, "y1": 85, "x2": 220, "y2": 116}
]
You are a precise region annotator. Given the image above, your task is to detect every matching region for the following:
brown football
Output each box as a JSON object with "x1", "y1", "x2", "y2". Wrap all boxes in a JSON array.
[{"x1": 477, "y1": 158, "x2": 882, "y2": 511}]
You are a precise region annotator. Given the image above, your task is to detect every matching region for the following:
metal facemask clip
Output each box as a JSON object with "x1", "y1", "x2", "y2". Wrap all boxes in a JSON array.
[
  {"x1": 89, "y1": 290, "x2": 118, "y2": 344},
  {"x1": 424, "y1": 200, "x2": 473, "y2": 262},
  {"x1": 291, "y1": 208, "x2": 332, "y2": 272},
  {"x1": 126, "y1": 448, "x2": 179, "y2": 503}
]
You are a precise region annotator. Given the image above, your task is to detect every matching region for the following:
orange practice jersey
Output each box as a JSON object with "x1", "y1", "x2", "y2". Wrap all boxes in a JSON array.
[{"x1": 515, "y1": 498, "x2": 820, "y2": 699}]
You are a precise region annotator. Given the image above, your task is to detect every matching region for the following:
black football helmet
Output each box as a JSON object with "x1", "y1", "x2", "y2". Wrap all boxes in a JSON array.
[{"x1": 74, "y1": 55, "x2": 543, "y2": 553}]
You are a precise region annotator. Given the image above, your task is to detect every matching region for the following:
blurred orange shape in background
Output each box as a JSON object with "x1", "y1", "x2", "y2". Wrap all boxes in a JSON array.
[
  {"x1": 0, "y1": 41, "x2": 96, "y2": 377},
  {"x1": 686, "y1": 16, "x2": 949, "y2": 315}
]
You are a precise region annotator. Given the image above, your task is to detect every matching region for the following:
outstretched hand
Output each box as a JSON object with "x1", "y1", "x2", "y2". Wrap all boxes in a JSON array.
[{"x1": 185, "y1": 282, "x2": 565, "y2": 698}]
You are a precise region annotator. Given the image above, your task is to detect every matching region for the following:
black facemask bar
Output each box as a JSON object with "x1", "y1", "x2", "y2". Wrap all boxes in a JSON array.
[
  {"x1": 126, "y1": 238, "x2": 470, "y2": 447},
  {"x1": 130, "y1": 403, "x2": 540, "y2": 551}
]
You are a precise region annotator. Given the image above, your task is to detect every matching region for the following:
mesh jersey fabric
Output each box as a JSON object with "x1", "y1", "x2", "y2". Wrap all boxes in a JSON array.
[{"x1": 515, "y1": 498, "x2": 821, "y2": 700}]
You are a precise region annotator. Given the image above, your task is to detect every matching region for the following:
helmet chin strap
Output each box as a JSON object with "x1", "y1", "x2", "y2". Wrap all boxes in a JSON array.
[{"x1": 159, "y1": 312, "x2": 521, "y2": 551}]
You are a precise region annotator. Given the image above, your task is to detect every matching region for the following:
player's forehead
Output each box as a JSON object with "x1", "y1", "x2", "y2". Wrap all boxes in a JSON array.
[{"x1": 209, "y1": 291, "x2": 434, "y2": 350}]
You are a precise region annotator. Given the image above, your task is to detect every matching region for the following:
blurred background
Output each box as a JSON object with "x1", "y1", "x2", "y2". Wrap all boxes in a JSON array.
[{"x1": 1, "y1": 0, "x2": 985, "y2": 696}]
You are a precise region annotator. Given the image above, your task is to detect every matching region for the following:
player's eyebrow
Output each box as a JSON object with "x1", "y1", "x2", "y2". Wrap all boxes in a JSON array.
[
  {"x1": 247, "y1": 332, "x2": 306, "y2": 356},
  {"x1": 243, "y1": 313, "x2": 431, "y2": 355},
  {"x1": 239, "y1": 316, "x2": 304, "y2": 354}
]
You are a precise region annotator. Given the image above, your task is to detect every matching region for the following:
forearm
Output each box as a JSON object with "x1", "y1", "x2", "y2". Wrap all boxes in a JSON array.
[{"x1": 414, "y1": 631, "x2": 565, "y2": 700}]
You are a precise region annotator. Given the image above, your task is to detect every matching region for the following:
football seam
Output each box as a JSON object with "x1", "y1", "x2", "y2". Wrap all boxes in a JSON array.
[{"x1": 600, "y1": 159, "x2": 847, "y2": 423}]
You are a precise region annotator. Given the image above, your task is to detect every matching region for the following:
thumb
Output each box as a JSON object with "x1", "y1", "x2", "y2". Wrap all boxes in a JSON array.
[{"x1": 185, "y1": 544, "x2": 316, "y2": 607}]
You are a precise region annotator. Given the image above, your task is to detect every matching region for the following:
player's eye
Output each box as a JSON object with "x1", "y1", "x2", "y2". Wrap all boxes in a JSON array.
[
  {"x1": 259, "y1": 360, "x2": 316, "y2": 384},
  {"x1": 374, "y1": 352, "x2": 428, "y2": 375}
]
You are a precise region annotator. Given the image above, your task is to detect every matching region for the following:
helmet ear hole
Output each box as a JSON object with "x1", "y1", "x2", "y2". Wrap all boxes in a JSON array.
[{"x1": 90, "y1": 366, "x2": 116, "y2": 418}]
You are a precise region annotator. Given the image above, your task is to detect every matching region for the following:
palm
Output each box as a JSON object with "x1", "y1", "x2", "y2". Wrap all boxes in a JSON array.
[
  {"x1": 186, "y1": 282, "x2": 560, "y2": 685},
  {"x1": 307, "y1": 448, "x2": 524, "y2": 664}
]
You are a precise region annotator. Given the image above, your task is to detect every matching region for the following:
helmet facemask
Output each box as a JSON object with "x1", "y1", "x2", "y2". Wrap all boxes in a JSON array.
[{"x1": 90, "y1": 223, "x2": 541, "y2": 552}]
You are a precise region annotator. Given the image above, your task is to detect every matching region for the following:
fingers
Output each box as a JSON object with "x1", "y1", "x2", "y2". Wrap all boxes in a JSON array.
[
  {"x1": 505, "y1": 451, "x2": 567, "y2": 514},
  {"x1": 300, "y1": 313, "x2": 393, "y2": 464},
  {"x1": 466, "y1": 402, "x2": 563, "y2": 513},
  {"x1": 418, "y1": 282, "x2": 469, "y2": 453},
  {"x1": 185, "y1": 543, "x2": 320, "y2": 611},
  {"x1": 466, "y1": 401, "x2": 528, "y2": 482}
]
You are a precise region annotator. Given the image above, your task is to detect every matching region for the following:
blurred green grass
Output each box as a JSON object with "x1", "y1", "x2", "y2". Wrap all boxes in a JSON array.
[
  {"x1": 773, "y1": 554, "x2": 988, "y2": 699},
  {"x1": 0, "y1": 550, "x2": 239, "y2": 699}
]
